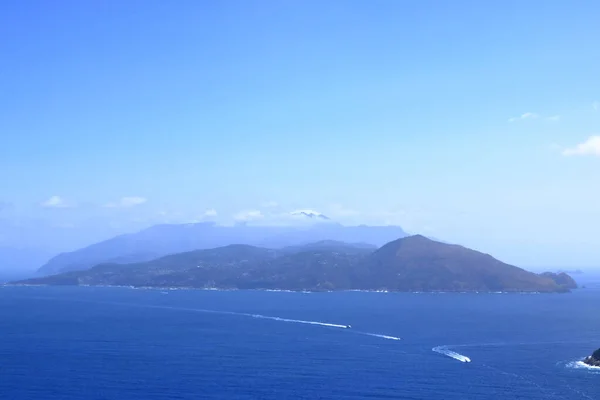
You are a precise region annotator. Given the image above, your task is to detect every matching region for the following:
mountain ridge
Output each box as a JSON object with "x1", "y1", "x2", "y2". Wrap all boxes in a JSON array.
[
  {"x1": 20, "y1": 236, "x2": 569, "y2": 293},
  {"x1": 36, "y1": 223, "x2": 408, "y2": 275}
]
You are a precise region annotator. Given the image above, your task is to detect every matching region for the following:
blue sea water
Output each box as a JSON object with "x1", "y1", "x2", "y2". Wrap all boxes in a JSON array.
[{"x1": 0, "y1": 286, "x2": 598, "y2": 399}]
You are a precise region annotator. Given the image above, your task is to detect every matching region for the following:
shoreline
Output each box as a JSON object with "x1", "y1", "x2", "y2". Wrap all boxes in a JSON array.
[{"x1": 2, "y1": 282, "x2": 565, "y2": 295}]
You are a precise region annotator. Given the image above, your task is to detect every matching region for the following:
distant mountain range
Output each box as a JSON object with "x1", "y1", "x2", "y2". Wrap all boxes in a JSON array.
[
  {"x1": 36, "y1": 222, "x2": 407, "y2": 275},
  {"x1": 18, "y1": 235, "x2": 571, "y2": 293}
]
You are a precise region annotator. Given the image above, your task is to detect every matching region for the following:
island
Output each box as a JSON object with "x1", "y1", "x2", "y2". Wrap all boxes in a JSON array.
[
  {"x1": 583, "y1": 348, "x2": 600, "y2": 367},
  {"x1": 11, "y1": 235, "x2": 572, "y2": 293}
]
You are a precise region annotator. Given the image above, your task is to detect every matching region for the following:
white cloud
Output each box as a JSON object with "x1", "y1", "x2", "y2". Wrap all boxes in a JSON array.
[
  {"x1": 508, "y1": 112, "x2": 539, "y2": 122},
  {"x1": 104, "y1": 196, "x2": 148, "y2": 208},
  {"x1": 40, "y1": 196, "x2": 72, "y2": 208},
  {"x1": 231, "y1": 209, "x2": 330, "y2": 226},
  {"x1": 593, "y1": 101, "x2": 599, "y2": 111},
  {"x1": 233, "y1": 209, "x2": 264, "y2": 222},
  {"x1": 562, "y1": 136, "x2": 600, "y2": 156},
  {"x1": 204, "y1": 209, "x2": 217, "y2": 217},
  {"x1": 547, "y1": 115, "x2": 560, "y2": 121},
  {"x1": 231, "y1": 208, "x2": 332, "y2": 225}
]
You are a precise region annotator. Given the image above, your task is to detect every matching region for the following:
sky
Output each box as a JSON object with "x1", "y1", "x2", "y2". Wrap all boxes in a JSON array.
[{"x1": 1, "y1": 0, "x2": 600, "y2": 267}]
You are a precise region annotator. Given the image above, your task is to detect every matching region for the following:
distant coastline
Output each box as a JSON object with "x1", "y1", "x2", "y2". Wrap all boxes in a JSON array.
[
  {"x1": 2, "y1": 283, "x2": 566, "y2": 295},
  {"x1": 12, "y1": 236, "x2": 576, "y2": 294}
]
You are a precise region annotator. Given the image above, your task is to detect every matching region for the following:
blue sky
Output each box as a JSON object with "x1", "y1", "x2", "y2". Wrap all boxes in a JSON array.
[{"x1": 1, "y1": 0, "x2": 600, "y2": 267}]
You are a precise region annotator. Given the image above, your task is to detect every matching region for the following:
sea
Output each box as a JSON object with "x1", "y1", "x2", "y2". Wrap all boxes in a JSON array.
[{"x1": 1, "y1": 281, "x2": 599, "y2": 399}]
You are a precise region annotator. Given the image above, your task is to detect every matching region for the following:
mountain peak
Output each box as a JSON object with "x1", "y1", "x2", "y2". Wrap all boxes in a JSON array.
[
  {"x1": 379, "y1": 234, "x2": 434, "y2": 248},
  {"x1": 403, "y1": 234, "x2": 430, "y2": 241}
]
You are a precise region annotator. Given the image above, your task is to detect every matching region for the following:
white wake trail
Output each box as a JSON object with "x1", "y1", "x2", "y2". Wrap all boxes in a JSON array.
[
  {"x1": 21, "y1": 296, "x2": 392, "y2": 335},
  {"x1": 361, "y1": 333, "x2": 402, "y2": 341},
  {"x1": 139, "y1": 307, "x2": 350, "y2": 329},
  {"x1": 20, "y1": 297, "x2": 351, "y2": 330},
  {"x1": 249, "y1": 314, "x2": 347, "y2": 328},
  {"x1": 17, "y1": 296, "x2": 409, "y2": 344},
  {"x1": 433, "y1": 346, "x2": 471, "y2": 363}
]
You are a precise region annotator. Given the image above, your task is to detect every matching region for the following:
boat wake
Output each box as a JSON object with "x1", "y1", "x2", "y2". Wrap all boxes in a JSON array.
[
  {"x1": 359, "y1": 332, "x2": 402, "y2": 341},
  {"x1": 18, "y1": 296, "x2": 404, "y2": 342},
  {"x1": 141, "y1": 305, "x2": 350, "y2": 329},
  {"x1": 432, "y1": 346, "x2": 471, "y2": 363},
  {"x1": 249, "y1": 314, "x2": 347, "y2": 329},
  {"x1": 120, "y1": 304, "x2": 404, "y2": 341}
]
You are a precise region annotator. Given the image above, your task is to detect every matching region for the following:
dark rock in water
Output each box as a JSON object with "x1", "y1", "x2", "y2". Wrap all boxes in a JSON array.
[
  {"x1": 539, "y1": 272, "x2": 577, "y2": 289},
  {"x1": 583, "y1": 348, "x2": 600, "y2": 367}
]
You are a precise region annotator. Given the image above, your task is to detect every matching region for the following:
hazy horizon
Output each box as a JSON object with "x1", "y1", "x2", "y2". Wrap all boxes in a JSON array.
[{"x1": 2, "y1": 1, "x2": 600, "y2": 270}]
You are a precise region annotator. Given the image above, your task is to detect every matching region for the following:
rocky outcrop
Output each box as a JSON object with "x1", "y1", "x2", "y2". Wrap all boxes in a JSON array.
[
  {"x1": 583, "y1": 348, "x2": 600, "y2": 367},
  {"x1": 539, "y1": 272, "x2": 577, "y2": 289}
]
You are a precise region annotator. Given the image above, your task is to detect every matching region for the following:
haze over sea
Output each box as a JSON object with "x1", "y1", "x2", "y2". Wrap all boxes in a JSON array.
[{"x1": 2, "y1": 280, "x2": 599, "y2": 399}]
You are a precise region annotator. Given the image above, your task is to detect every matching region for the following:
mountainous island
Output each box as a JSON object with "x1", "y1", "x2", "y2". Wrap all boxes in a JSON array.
[
  {"x1": 14, "y1": 235, "x2": 571, "y2": 293},
  {"x1": 36, "y1": 222, "x2": 407, "y2": 275},
  {"x1": 583, "y1": 348, "x2": 600, "y2": 367}
]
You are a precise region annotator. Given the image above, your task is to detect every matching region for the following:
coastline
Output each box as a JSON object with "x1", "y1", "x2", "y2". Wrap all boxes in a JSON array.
[{"x1": 2, "y1": 282, "x2": 567, "y2": 295}]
